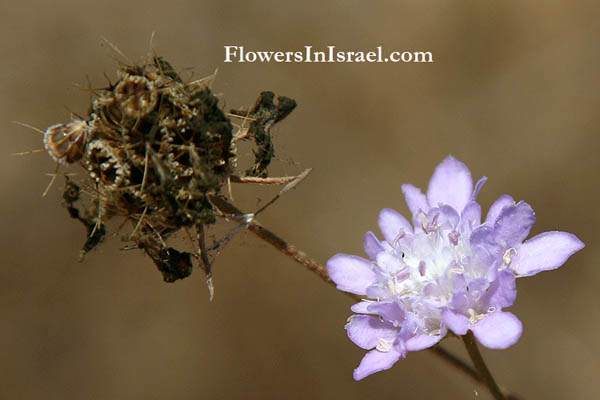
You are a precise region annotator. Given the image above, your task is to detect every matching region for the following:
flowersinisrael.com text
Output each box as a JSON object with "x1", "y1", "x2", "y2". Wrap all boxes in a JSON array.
[{"x1": 224, "y1": 46, "x2": 433, "y2": 63}]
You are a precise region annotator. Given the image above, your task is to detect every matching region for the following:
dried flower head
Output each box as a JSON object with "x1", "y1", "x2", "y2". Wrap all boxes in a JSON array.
[
  {"x1": 42, "y1": 50, "x2": 299, "y2": 290},
  {"x1": 327, "y1": 156, "x2": 584, "y2": 380}
]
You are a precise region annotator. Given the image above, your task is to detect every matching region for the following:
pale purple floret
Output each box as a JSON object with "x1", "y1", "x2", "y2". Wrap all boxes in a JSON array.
[{"x1": 326, "y1": 156, "x2": 584, "y2": 380}]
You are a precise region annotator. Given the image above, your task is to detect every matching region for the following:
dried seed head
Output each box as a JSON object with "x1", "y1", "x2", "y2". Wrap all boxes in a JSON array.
[
  {"x1": 42, "y1": 50, "x2": 298, "y2": 286},
  {"x1": 43, "y1": 119, "x2": 91, "y2": 164},
  {"x1": 114, "y1": 73, "x2": 158, "y2": 117}
]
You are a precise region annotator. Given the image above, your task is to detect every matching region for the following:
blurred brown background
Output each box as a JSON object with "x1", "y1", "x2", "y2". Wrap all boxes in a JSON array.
[{"x1": 1, "y1": 1, "x2": 598, "y2": 399}]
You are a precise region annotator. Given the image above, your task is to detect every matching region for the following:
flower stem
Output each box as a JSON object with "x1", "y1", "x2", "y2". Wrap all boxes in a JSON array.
[
  {"x1": 211, "y1": 196, "x2": 520, "y2": 398},
  {"x1": 462, "y1": 331, "x2": 506, "y2": 400}
]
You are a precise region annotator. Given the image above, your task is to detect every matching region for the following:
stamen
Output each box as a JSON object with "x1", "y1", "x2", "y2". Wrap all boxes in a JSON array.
[
  {"x1": 422, "y1": 213, "x2": 441, "y2": 233},
  {"x1": 418, "y1": 261, "x2": 426, "y2": 276},
  {"x1": 448, "y1": 265, "x2": 465, "y2": 275},
  {"x1": 392, "y1": 230, "x2": 406, "y2": 247},
  {"x1": 448, "y1": 230, "x2": 459, "y2": 246},
  {"x1": 376, "y1": 338, "x2": 391, "y2": 352},
  {"x1": 344, "y1": 315, "x2": 355, "y2": 329},
  {"x1": 467, "y1": 308, "x2": 485, "y2": 324},
  {"x1": 501, "y1": 248, "x2": 517, "y2": 269}
]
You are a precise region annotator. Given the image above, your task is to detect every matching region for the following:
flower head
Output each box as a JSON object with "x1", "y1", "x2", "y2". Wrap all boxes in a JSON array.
[{"x1": 327, "y1": 156, "x2": 584, "y2": 380}]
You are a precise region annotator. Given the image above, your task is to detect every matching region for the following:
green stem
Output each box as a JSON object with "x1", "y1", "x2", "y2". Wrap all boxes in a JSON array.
[{"x1": 462, "y1": 331, "x2": 506, "y2": 400}]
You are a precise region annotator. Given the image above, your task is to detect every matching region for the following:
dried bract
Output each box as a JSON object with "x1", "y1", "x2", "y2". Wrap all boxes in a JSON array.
[{"x1": 43, "y1": 119, "x2": 91, "y2": 164}]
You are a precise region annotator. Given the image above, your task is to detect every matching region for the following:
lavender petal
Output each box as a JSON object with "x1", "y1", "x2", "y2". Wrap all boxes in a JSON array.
[
  {"x1": 326, "y1": 254, "x2": 376, "y2": 295},
  {"x1": 442, "y1": 309, "x2": 470, "y2": 335},
  {"x1": 353, "y1": 348, "x2": 403, "y2": 380},
  {"x1": 378, "y1": 208, "x2": 413, "y2": 243},
  {"x1": 472, "y1": 176, "x2": 488, "y2": 200},
  {"x1": 493, "y1": 201, "x2": 536, "y2": 248},
  {"x1": 460, "y1": 201, "x2": 482, "y2": 232},
  {"x1": 427, "y1": 156, "x2": 473, "y2": 212},
  {"x1": 485, "y1": 194, "x2": 515, "y2": 225},
  {"x1": 401, "y1": 183, "x2": 429, "y2": 215},
  {"x1": 405, "y1": 334, "x2": 442, "y2": 351},
  {"x1": 472, "y1": 311, "x2": 522, "y2": 349},
  {"x1": 351, "y1": 301, "x2": 374, "y2": 314},
  {"x1": 363, "y1": 231, "x2": 384, "y2": 260},
  {"x1": 514, "y1": 231, "x2": 584, "y2": 277},
  {"x1": 346, "y1": 315, "x2": 398, "y2": 350},
  {"x1": 366, "y1": 301, "x2": 405, "y2": 322},
  {"x1": 482, "y1": 270, "x2": 516, "y2": 309}
]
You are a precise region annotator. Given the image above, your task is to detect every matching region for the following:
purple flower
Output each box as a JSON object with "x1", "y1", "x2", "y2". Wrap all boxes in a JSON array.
[{"x1": 327, "y1": 156, "x2": 584, "y2": 380}]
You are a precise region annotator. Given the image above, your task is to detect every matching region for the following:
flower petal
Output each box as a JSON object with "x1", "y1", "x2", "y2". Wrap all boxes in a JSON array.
[
  {"x1": 346, "y1": 315, "x2": 398, "y2": 350},
  {"x1": 485, "y1": 195, "x2": 515, "y2": 225},
  {"x1": 353, "y1": 348, "x2": 403, "y2": 380},
  {"x1": 363, "y1": 231, "x2": 384, "y2": 260},
  {"x1": 405, "y1": 334, "x2": 442, "y2": 351},
  {"x1": 470, "y1": 225, "x2": 495, "y2": 249},
  {"x1": 482, "y1": 270, "x2": 516, "y2": 309},
  {"x1": 472, "y1": 176, "x2": 488, "y2": 200},
  {"x1": 367, "y1": 301, "x2": 405, "y2": 322},
  {"x1": 326, "y1": 254, "x2": 376, "y2": 295},
  {"x1": 472, "y1": 311, "x2": 522, "y2": 349},
  {"x1": 365, "y1": 285, "x2": 389, "y2": 300},
  {"x1": 378, "y1": 208, "x2": 413, "y2": 243},
  {"x1": 513, "y1": 231, "x2": 585, "y2": 277},
  {"x1": 493, "y1": 201, "x2": 536, "y2": 248},
  {"x1": 427, "y1": 156, "x2": 473, "y2": 212},
  {"x1": 375, "y1": 252, "x2": 404, "y2": 274},
  {"x1": 437, "y1": 205, "x2": 460, "y2": 230},
  {"x1": 401, "y1": 184, "x2": 429, "y2": 215},
  {"x1": 351, "y1": 301, "x2": 374, "y2": 314},
  {"x1": 442, "y1": 309, "x2": 470, "y2": 335},
  {"x1": 459, "y1": 201, "x2": 482, "y2": 233}
]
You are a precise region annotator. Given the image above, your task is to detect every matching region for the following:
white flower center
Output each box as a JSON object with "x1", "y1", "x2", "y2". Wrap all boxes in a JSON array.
[{"x1": 375, "y1": 212, "x2": 487, "y2": 314}]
